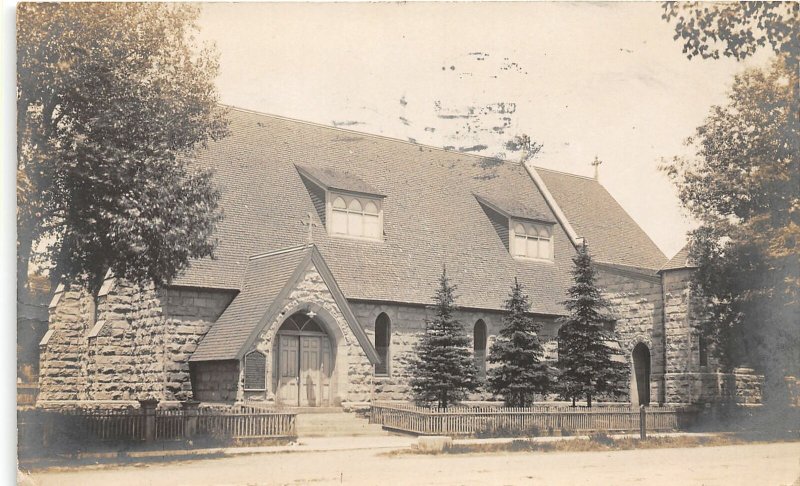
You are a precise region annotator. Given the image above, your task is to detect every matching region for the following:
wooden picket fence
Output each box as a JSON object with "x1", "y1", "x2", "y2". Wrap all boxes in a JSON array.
[
  {"x1": 18, "y1": 404, "x2": 296, "y2": 452},
  {"x1": 197, "y1": 406, "x2": 297, "y2": 439},
  {"x1": 370, "y1": 401, "x2": 692, "y2": 436}
]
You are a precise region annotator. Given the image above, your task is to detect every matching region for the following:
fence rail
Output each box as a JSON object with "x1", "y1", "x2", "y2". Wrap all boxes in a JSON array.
[
  {"x1": 369, "y1": 401, "x2": 691, "y2": 436},
  {"x1": 198, "y1": 408, "x2": 296, "y2": 439}
]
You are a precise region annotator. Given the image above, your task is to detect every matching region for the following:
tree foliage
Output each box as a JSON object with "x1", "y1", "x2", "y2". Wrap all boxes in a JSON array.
[
  {"x1": 17, "y1": 3, "x2": 228, "y2": 295},
  {"x1": 660, "y1": 57, "x2": 799, "y2": 403},
  {"x1": 662, "y1": 2, "x2": 799, "y2": 67},
  {"x1": 556, "y1": 244, "x2": 628, "y2": 407},
  {"x1": 487, "y1": 278, "x2": 555, "y2": 407},
  {"x1": 409, "y1": 268, "x2": 479, "y2": 408}
]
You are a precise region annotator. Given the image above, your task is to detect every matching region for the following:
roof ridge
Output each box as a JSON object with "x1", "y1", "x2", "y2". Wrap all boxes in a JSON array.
[
  {"x1": 249, "y1": 244, "x2": 310, "y2": 261},
  {"x1": 223, "y1": 104, "x2": 589, "y2": 182},
  {"x1": 532, "y1": 166, "x2": 596, "y2": 181}
]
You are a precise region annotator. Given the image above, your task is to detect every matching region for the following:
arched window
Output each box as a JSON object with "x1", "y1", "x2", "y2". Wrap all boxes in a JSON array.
[
  {"x1": 332, "y1": 196, "x2": 348, "y2": 234},
  {"x1": 375, "y1": 313, "x2": 391, "y2": 376},
  {"x1": 474, "y1": 320, "x2": 487, "y2": 380},
  {"x1": 511, "y1": 221, "x2": 553, "y2": 260},
  {"x1": 330, "y1": 193, "x2": 382, "y2": 240},
  {"x1": 244, "y1": 350, "x2": 267, "y2": 391},
  {"x1": 698, "y1": 333, "x2": 708, "y2": 367}
]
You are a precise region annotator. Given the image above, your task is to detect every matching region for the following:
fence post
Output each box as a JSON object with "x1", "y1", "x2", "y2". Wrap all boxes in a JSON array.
[
  {"x1": 181, "y1": 399, "x2": 200, "y2": 440},
  {"x1": 139, "y1": 398, "x2": 159, "y2": 442},
  {"x1": 639, "y1": 404, "x2": 646, "y2": 440}
]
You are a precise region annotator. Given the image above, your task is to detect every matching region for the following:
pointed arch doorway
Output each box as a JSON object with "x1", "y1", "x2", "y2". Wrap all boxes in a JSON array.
[{"x1": 274, "y1": 313, "x2": 333, "y2": 407}]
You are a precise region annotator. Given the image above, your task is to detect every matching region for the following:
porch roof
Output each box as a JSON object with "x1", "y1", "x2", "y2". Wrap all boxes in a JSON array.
[{"x1": 189, "y1": 244, "x2": 379, "y2": 363}]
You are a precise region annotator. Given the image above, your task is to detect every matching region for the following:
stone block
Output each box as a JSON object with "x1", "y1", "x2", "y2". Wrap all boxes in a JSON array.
[{"x1": 418, "y1": 436, "x2": 452, "y2": 452}]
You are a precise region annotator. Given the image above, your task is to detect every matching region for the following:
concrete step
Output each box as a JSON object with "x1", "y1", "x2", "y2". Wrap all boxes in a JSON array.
[{"x1": 295, "y1": 412, "x2": 388, "y2": 437}]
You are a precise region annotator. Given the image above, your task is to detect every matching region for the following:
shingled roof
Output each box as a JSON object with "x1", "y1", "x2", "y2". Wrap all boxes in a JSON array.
[
  {"x1": 174, "y1": 106, "x2": 664, "y2": 314},
  {"x1": 534, "y1": 168, "x2": 667, "y2": 270},
  {"x1": 190, "y1": 244, "x2": 379, "y2": 362},
  {"x1": 659, "y1": 244, "x2": 696, "y2": 272}
]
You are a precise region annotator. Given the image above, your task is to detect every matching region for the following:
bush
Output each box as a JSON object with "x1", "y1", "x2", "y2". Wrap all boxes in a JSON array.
[
  {"x1": 589, "y1": 431, "x2": 614, "y2": 446},
  {"x1": 560, "y1": 427, "x2": 573, "y2": 437},
  {"x1": 474, "y1": 423, "x2": 541, "y2": 438}
]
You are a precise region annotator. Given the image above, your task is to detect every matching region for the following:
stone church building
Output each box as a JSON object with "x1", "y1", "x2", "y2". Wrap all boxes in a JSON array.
[{"x1": 38, "y1": 107, "x2": 760, "y2": 410}]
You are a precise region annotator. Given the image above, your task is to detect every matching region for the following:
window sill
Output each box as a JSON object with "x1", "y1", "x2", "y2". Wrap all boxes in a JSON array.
[
  {"x1": 329, "y1": 233, "x2": 384, "y2": 243},
  {"x1": 244, "y1": 388, "x2": 267, "y2": 392},
  {"x1": 512, "y1": 256, "x2": 554, "y2": 263}
]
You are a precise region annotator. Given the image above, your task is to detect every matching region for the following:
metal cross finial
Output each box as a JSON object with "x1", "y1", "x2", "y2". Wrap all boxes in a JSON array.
[
  {"x1": 591, "y1": 156, "x2": 603, "y2": 181},
  {"x1": 300, "y1": 212, "x2": 319, "y2": 244}
]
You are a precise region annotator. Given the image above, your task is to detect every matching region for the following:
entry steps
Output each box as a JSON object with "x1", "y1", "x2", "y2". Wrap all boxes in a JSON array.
[{"x1": 295, "y1": 411, "x2": 389, "y2": 437}]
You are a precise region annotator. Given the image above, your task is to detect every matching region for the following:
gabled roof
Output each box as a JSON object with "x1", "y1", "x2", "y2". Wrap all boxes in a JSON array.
[
  {"x1": 174, "y1": 107, "x2": 574, "y2": 314},
  {"x1": 295, "y1": 164, "x2": 384, "y2": 197},
  {"x1": 174, "y1": 107, "x2": 667, "y2": 313},
  {"x1": 659, "y1": 244, "x2": 696, "y2": 272},
  {"x1": 474, "y1": 193, "x2": 555, "y2": 223},
  {"x1": 534, "y1": 168, "x2": 667, "y2": 270},
  {"x1": 190, "y1": 244, "x2": 379, "y2": 363}
]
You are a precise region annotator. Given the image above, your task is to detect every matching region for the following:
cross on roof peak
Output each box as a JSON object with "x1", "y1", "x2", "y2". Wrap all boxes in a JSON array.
[
  {"x1": 300, "y1": 212, "x2": 319, "y2": 244},
  {"x1": 591, "y1": 156, "x2": 603, "y2": 180}
]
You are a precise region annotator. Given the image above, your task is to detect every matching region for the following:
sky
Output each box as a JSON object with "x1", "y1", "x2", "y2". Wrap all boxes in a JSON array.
[{"x1": 196, "y1": 2, "x2": 772, "y2": 259}]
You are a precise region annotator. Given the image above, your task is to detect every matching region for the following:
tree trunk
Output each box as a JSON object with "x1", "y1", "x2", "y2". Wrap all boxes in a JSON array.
[
  {"x1": 587, "y1": 394, "x2": 592, "y2": 408},
  {"x1": 571, "y1": 397, "x2": 576, "y2": 407},
  {"x1": 17, "y1": 226, "x2": 34, "y2": 304}
]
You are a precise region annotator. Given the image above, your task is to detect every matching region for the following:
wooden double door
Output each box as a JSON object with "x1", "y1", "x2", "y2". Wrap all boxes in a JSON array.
[{"x1": 276, "y1": 333, "x2": 332, "y2": 407}]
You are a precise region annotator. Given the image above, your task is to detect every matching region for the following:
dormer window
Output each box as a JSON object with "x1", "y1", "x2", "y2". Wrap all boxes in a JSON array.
[
  {"x1": 512, "y1": 221, "x2": 552, "y2": 260},
  {"x1": 296, "y1": 164, "x2": 385, "y2": 242},
  {"x1": 474, "y1": 193, "x2": 555, "y2": 261},
  {"x1": 331, "y1": 194, "x2": 382, "y2": 240}
]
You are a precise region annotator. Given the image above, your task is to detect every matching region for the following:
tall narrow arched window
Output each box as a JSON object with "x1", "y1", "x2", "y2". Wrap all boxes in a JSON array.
[
  {"x1": 698, "y1": 333, "x2": 708, "y2": 367},
  {"x1": 474, "y1": 320, "x2": 487, "y2": 380},
  {"x1": 375, "y1": 313, "x2": 391, "y2": 376}
]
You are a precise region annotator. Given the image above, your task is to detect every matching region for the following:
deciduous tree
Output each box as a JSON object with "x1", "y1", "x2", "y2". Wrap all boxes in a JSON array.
[
  {"x1": 660, "y1": 57, "x2": 799, "y2": 405},
  {"x1": 17, "y1": 3, "x2": 228, "y2": 297},
  {"x1": 662, "y1": 2, "x2": 799, "y2": 68}
]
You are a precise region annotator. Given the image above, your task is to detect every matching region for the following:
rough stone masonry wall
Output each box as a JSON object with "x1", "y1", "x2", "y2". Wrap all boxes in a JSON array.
[
  {"x1": 38, "y1": 285, "x2": 95, "y2": 402},
  {"x1": 162, "y1": 289, "x2": 235, "y2": 401},
  {"x1": 190, "y1": 361, "x2": 240, "y2": 402},
  {"x1": 596, "y1": 265, "x2": 665, "y2": 404},
  {"x1": 39, "y1": 280, "x2": 232, "y2": 405},
  {"x1": 661, "y1": 268, "x2": 763, "y2": 405},
  {"x1": 349, "y1": 301, "x2": 561, "y2": 402},
  {"x1": 244, "y1": 263, "x2": 374, "y2": 406}
]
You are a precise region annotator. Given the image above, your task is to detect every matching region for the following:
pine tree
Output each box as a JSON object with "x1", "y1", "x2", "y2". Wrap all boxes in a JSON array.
[
  {"x1": 409, "y1": 267, "x2": 479, "y2": 408},
  {"x1": 557, "y1": 243, "x2": 628, "y2": 407},
  {"x1": 487, "y1": 279, "x2": 556, "y2": 407}
]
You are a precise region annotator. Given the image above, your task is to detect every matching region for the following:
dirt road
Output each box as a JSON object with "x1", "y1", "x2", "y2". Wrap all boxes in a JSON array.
[{"x1": 25, "y1": 441, "x2": 800, "y2": 486}]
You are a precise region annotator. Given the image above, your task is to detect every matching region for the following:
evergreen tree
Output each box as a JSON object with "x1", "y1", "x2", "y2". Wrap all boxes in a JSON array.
[
  {"x1": 409, "y1": 268, "x2": 479, "y2": 408},
  {"x1": 487, "y1": 279, "x2": 556, "y2": 407},
  {"x1": 556, "y1": 243, "x2": 628, "y2": 407}
]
